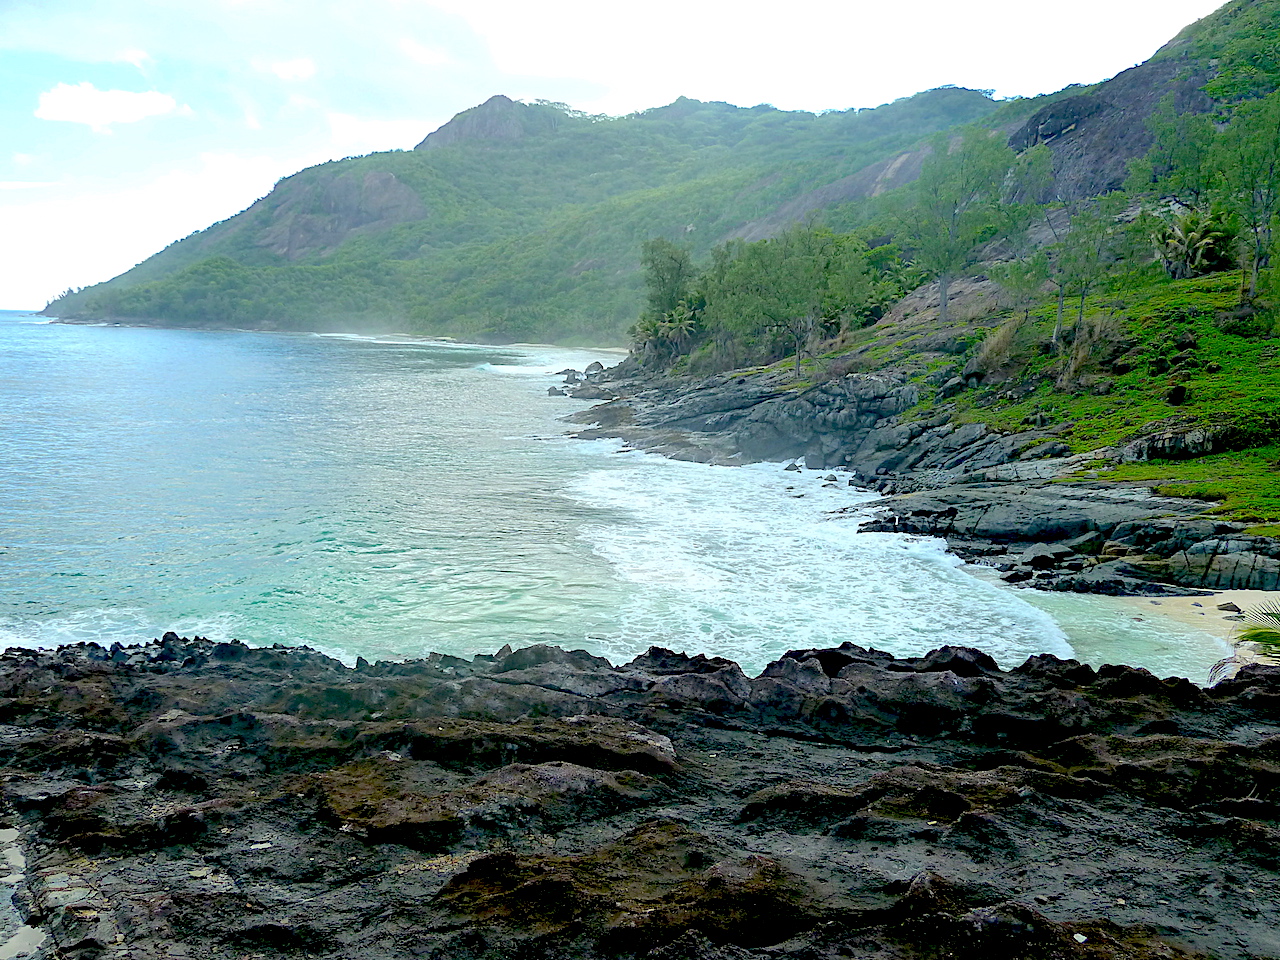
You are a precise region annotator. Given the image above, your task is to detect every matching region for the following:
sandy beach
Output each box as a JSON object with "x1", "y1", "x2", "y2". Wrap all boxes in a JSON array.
[{"x1": 1116, "y1": 589, "x2": 1280, "y2": 642}]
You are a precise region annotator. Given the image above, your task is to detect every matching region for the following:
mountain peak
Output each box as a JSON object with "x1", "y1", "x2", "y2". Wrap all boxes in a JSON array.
[{"x1": 415, "y1": 95, "x2": 569, "y2": 151}]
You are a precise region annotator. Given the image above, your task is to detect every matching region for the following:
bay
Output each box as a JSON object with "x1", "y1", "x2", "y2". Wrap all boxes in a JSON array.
[{"x1": 0, "y1": 310, "x2": 1231, "y2": 678}]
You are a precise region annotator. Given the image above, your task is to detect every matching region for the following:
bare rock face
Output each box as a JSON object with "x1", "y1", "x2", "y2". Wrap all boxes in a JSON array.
[
  {"x1": 570, "y1": 367, "x2": 1280, "y2": 594},
  {"x1": 1007, "y1": 57, "x2": 1214, "y2": 201},
  {"x1": 414, "y1": 95, "x2": 564, "y2": 151},
  {"x1": 252, "y1": 169, "x2": 427, "y2": 260},
  {"x1": 1, "y1": 634, "x2": 1278, "y2": 959}
]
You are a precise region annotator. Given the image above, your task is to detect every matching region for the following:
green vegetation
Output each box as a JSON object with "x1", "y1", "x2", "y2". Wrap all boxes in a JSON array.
[
  {"x1": 1097, "y1": 446, "x2": 1280, "y2": 525},
  {"x1": 619, "y1": 29, "x2": 1280, "y2": 524},
  {"x1": 1236, "y1": 599, "x2": 1280, "y2": 652},
  {"x1": 1162, "y1": 0, "x2": 1280, "y2": 101},
  {"x1": 891, "y1": 128, "x2": 1023, "y2": 324},
  {"x1": 47, "y1": 88, "x2": 1000, "y2": 343}
]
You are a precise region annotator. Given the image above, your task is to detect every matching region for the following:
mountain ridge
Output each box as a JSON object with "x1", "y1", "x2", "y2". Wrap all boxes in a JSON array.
[{"x1": 44, "y1": 1, "x2": 1250, "y2": 342}]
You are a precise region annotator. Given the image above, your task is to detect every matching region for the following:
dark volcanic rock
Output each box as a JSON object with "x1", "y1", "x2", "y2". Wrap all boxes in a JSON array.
[
  {"x1": 858, "y1": 482, "x2": 1205, "y2": 543},
  {"x1": 0, "y1": 635, "x2": 1277, "y2": 959}
]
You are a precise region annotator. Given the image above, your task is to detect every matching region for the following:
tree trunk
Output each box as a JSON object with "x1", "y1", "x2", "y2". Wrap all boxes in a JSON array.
[
  {"x1": 1052, "y1": 286, "x2": 1066, "y2": 350},
  {"x1": 937, "y1": 273, "x2": 951, "y2": 325},
  {"x1": 794, "y1": 335, "x2": 803, "y2": 380},
  {"x1": 1250, "y1": 233, "x2": 1263, "y2": 299}
]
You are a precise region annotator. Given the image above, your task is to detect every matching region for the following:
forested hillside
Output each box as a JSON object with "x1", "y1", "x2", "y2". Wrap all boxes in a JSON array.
[
  {"x1": 614, "y1": 0, "x2": 1280, "y2": 525},
  {"x1": 44, "y1": 89, "x2": 999, "y2": 342},
  {"x1": 46, "y1": 0, "x2": 1280, "y2": 349}
]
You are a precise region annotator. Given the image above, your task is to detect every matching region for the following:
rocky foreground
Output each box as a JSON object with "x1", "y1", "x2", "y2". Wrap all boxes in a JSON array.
[{"x1": 1, "y1": 635, "x2": 1278, "y2": 959}]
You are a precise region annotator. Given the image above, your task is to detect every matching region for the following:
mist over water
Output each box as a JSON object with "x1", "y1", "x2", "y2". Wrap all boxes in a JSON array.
[{"x1": 0, "y1": 311, "x2": 1230, "y2": 679}]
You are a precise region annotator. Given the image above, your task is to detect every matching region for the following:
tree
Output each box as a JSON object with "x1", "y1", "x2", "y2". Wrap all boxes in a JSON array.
[
  {"x1": 1151, "y1": 207, "x2": 1233, "y2": 279},
  {"x1": 640, "y1": 238, "x2": 696, "y2": 318},
  {"x1": 1210, "y1": 90, "x2": 1280, "y2": 300},
  {"x1": 1125, "y1": 96, "x2": 1217, "y2": 207},
  {"x1": 988, "y1": 251, "x2": 1049, "y2": 325},
  {"x1": 714, "y1": 229, "x2": 826, "y2": 379},
  {"x1": 894, "y1": 127, "x2": 1017, "y2": 324},
  {"x1": 1039, "y1": 196, "x2": 1125, "y2": 350},
  {"x1": 1058, "y1": 203, "x2": 1118, "y2": 332}
]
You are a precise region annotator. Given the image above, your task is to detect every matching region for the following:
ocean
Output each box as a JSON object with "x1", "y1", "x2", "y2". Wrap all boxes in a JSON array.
[{"x1": 0, "y1": 310, "x2": 1233, "y2": 679}]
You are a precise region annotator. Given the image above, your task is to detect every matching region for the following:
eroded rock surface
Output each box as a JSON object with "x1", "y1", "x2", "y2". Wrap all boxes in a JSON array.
[{"x1": 1, "y1": 634, "x2": 1277, "y2": 959}]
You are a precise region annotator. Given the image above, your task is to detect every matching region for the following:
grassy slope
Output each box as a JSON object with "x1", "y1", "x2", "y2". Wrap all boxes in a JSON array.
[{"x1": 754, "y1": 267, "x2": 1280, "y2": 527}]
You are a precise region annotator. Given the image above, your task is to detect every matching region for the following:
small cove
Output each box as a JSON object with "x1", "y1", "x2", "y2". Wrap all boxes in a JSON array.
[{"x1": 0, "y1": 311, "x2": 1233, "y2": 680}]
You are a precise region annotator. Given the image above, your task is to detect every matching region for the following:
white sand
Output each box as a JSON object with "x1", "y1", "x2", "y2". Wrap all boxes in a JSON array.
[{"x1": 1116, "y1": 589, "x2": 1280, "y2": 642}]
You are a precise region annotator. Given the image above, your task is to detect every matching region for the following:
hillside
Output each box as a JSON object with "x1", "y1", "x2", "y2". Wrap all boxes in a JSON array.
[
  {"x1": 558, "y1": 0, "x2": 1280, "y2": 561},
  {"x1": 44, "y1": 2, "x2": 1270, "y2": 345},
  {"x1": 44, "y1": 88, "x2": 1000, "y2": 342}
]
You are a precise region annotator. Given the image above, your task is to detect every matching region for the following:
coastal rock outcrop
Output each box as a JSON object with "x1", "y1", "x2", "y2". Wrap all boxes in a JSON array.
[
  {"x1": 569, "y1": 368, "x2": 1280, "y2": 593},
  {"x1": 1, "y1": 634, "x2": 1277, "y2": 959}
]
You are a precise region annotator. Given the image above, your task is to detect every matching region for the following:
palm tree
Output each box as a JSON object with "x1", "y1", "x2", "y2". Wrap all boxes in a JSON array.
[
  {"x1": 1153, "y1": 208, "x2": 1232, "y2": 280},
  {"x1": 659, "y1": 301, "x2": 698, "y2": 348}
]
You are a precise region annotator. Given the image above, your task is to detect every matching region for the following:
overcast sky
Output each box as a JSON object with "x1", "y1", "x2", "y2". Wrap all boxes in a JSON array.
[{"x1": 0, "y1": 0, "x2": 1229, "y2": 309}]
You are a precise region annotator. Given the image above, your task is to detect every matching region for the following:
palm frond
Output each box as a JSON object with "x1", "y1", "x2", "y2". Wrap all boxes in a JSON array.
[{"x1": 1236, "y1": 600, "x2": 1280, "y2": 652}]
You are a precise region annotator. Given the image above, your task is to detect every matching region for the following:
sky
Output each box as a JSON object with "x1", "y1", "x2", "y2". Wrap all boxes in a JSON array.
[{"x1": 0, "y1": 0, "x2": 1230, "y2": 309}]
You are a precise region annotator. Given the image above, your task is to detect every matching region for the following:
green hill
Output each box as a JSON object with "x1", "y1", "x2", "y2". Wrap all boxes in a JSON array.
[
  {"x1": 46, "y1": 89, "x2": 1003, "y2": 342},
  {"x1": 47, "y1": 0, "x2": 1280, "y2": 347}
]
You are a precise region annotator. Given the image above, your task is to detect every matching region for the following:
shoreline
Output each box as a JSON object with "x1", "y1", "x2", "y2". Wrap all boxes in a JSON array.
[
  {"x1": 1116, "y1": 588, "x2": 1280, "y2": 669},
  {"x1": 1115, "y1": 588, "x2": 1277, "y2": 641},
  {"x1": 568, "y1": 362, "x2": 1280, "y2": 597},
  {"x1": 35, "y1": 313, "x2": 633, "y2": 354}
]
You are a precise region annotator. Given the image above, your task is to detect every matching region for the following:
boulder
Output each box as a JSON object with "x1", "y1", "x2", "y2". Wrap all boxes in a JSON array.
[
  {"x1": 1064, "y1": 530, "x2": 1106, "y2": 555},
  {"x1": 1021, "y1": 542, "x2": 1075, "y2": 569}
]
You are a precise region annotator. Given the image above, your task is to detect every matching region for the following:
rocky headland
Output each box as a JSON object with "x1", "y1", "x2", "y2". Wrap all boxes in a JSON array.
[
  {"x1": 1, "y1": 633, "x2": 1278, "y2": 960},
  {"x1": 561, "y1": 363, "x2": 1280, "y2": 598}
]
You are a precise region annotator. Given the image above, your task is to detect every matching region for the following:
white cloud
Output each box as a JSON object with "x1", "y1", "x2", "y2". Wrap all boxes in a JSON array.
[
  {"x1": 34, "y1": 82, "x2": 179, "y2": 133},
  {"x1": 0, "y1": 181, "x2": 57, "y2": 191},
  {"x1": 271, "y1": 57, "x2": 317, "y2": 81},
  {"x1": 116, "y1": 48, "x2": 150, "y2": 68},
  {"x1": 327, "y1": 112, "x2": 431, "y2": 154},
  {"x1": 422, "y1": 0, "x2": 1233, "y2": 113},
  {"x1": 399, "y1": 38, "x2": 452, "y2": 67},
  {"x1": 12, "y1": 153, "x2": 35, "y2": 167}
]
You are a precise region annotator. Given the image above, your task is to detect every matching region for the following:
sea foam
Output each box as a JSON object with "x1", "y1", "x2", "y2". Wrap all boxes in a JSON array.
[{"x1": 563, "y1": 447, "x2": 1075, "y2": 674}]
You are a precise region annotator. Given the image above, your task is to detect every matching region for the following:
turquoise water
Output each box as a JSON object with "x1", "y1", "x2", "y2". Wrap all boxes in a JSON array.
[{"x1": 0, "y1": 311, "x2": 1231, "y2": 678}]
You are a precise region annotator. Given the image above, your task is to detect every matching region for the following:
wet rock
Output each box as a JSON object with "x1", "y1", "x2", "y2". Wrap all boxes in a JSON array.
[{"x1": 0, "y1": 636, "x2": 1273, "y2": 959}]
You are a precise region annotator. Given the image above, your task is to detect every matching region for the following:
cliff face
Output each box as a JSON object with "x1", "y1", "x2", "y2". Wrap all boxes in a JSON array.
[
  {"x1": 251, "y1": 169, "x2": 427, "y2": 260},
  {"x1": 1008, "y1": 58, "x2": 1215, "y2": 200},
  {"x1": 732, "y1": 50, "x2": 1217, "y2": 240}
]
